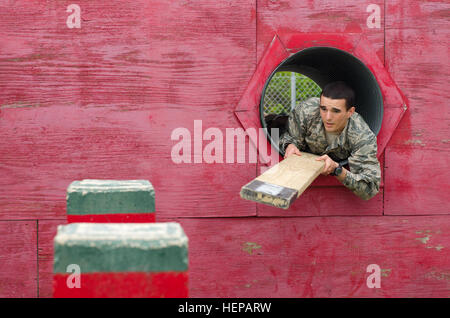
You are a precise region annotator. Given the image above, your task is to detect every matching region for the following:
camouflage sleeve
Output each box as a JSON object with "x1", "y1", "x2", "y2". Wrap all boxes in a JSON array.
[
  {"x1": 278, "y1": 101, "x2": 309, "y2": 153},
  {"x1": 341, "y1": 135, "x2": 381, "y2": 200}
]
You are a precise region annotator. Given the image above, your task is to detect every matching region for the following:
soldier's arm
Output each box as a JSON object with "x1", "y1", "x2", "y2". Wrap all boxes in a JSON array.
[
  {"x1": 279, "y1": 101, "x2": 309, "y2": 153},
  {"x1": 339, "y1": 136, "x2": 381, "y2": 200}
]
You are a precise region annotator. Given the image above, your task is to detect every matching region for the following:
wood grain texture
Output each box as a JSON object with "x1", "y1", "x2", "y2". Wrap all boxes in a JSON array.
[
  {"x1": 0, "y1": 0, "x2": 257, "y2": 219},
  {"x1": 0, "y1": 221, "x2": 37, "y2": 297},
  {"x1": 160, "y1": 216, "x2": 450, "y2": 298},
  {"x1": 0, "y1": 0, "x2": 448, "y2": 299},
  {"x1": 385, "y1": 0, "x2": 449, "y2": 151},
  {"x1": 235, "y1": 34, "x2": 289, "y2": 165},
  {"x1": 257, "y1": 0, "x2": 385, "y2": 63},
  {"x1": 257, "y1": 154, "x2": 384, "y2": 216},
  {"x1": 256, "y1": 153, "x2": 324, "y2": 191},
  {"x1": 0, "y1": 1, "x2": 166, "y2": 108},
  {"x1": 38, "y1": 220, "x2": 64, "y2": 298},
  {"x1": 385, "y1": 148, "x2": 450, "y2": 215},
  {"x1": 0, "y1": 107, "x2": 257, "y2": 219},
  {"x1": 383, "y1": 0, "x2": 449, "y2": 215}
]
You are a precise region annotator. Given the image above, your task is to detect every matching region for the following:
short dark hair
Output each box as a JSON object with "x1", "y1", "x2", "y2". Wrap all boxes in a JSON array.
[{"x1": 321, "y1": 81, "x2": 355, "y2": 110}]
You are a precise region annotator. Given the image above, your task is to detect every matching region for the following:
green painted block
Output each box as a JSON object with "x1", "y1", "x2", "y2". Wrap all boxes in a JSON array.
[
  {"x1": 53, "y1": 222, "x2": 188, "y2": 273},
  {"x1": 66, "y1": 179, "x2": 155, "y2": 215}
]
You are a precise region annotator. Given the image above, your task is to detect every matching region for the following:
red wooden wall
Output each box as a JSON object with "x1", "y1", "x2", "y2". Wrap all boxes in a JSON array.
[{"x1": 0, "y1": 0, "x2": 448, "y2": 297}]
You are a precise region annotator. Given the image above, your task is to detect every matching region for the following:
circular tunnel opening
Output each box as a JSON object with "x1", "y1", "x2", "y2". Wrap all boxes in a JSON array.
[{"x1": 261, "y1": 46, "x2": 383, "y2": 155}]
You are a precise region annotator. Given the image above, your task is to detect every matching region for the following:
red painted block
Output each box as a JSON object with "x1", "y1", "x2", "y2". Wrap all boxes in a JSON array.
[
  {"x1": 53, "y1": 272, "x2": 188, "y2": 298},
  {"x1": 53, "y1": 223, "x2": 188, "y2": 298},
  {"x1": 67, "y1": 213, "x2": 155, "y2": 223}
]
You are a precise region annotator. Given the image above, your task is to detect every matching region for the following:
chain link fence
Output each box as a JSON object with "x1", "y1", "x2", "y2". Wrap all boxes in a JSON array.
[{"x1": 262, "y1": 72, "x2": 322, "y2": 115}]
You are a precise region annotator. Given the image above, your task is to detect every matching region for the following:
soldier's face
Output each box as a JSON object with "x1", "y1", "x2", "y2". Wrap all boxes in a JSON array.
[{"x1": 319, "y1": 96, "x2": 355, "y2": 134}]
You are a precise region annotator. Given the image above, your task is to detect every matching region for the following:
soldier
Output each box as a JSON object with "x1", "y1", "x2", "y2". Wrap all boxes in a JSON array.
[{"x1": 279, "y1": 81, "x2": 381, "y2": 200}]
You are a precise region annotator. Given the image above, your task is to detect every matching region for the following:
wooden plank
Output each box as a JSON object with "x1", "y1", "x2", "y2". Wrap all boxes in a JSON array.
[
  {"x1": 0, "y1": 0, "x2": 168, "y2": 109},
  {"x1": 384, "y1": 0, "x2": 449, "y2": 149},
  {"x1": 0, "y1": 107, "x2": 257, "y2": 220},
  {"x1": 241, "y1": 152, "x2": 324, "y2": 209},
  {"x1": 39, "y1": 214, "x2": 450, "y2": 298},
  {"x1": 234, "y1": 34, "x2": 289, "y2": 165},
  {"x1": 279, "y1": 32, "x2": 362, "y2": 54},
  {"x1": 0, "y1": 0, "x2": 258, "y2": 219},
  {"x1": 385, "y1": 31, "x2": 449, "y2": 150},
  {"x1": 383, "y1": 0, "x2": 449, "y2": 215},
  {"x1": 0, "y1": 0, "x2": 167, "y2": 219},
  {"x1": 0, "y1": 221, "x2": 37, "y2": 297},
  {"x1": 160, "y1": 216, "x2": 450, "y2": 298},
  {"x1": 257, "y1": 155, "x2": 385, "y2": 217},
  {"x1": 162, "y1": 0, "x2": 257, "y2": 109},
  {"x1": 258, "y1": 184, "x2": 383, "y2": 217},
  {"x1": 38, "y1": 220, "x2": 64, "y2": 298},
  {"x1": 257, "y1": 0, "x2": 385, "y2": 63}
]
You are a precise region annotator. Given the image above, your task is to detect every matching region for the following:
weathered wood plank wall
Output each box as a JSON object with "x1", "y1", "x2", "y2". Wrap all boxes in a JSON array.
[
  {"x1": 384, "y1": 0, "x2": 449, "y2": 215},
  {"x1": 0, "y1": 0, "x2": 448, "y2": 297}
]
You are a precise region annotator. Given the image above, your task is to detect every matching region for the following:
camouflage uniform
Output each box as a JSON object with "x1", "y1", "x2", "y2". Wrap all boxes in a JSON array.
[{"x1": 279, "y1": 97, "x2": 381, "y2": 200}]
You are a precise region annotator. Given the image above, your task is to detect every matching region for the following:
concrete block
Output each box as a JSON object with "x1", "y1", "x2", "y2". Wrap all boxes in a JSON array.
[
  {"x1": 53, "y1": 222, "x2": 188, "y2": 297},
  {"x1": 66, "y1": 179, "x2": 155, "y2": 222}
]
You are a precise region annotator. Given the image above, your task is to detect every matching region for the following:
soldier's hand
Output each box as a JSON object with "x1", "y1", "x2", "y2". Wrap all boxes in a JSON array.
[
  {"x1": 284, "y1": 144, "x2": 302, "y2": 159},
  {"x1": 316, "y1": 154, "x2": 338, "y2": 175}
]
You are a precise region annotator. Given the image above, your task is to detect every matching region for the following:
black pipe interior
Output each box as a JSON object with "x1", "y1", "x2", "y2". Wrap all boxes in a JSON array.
[{"x1": 261, "y1": 46, "x2": 383, "y2": 154}]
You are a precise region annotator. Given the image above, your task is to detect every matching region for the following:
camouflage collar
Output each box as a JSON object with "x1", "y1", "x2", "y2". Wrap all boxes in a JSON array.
[{"x1": 322, "y1": 116, "x2": 351, "y2": 154}]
